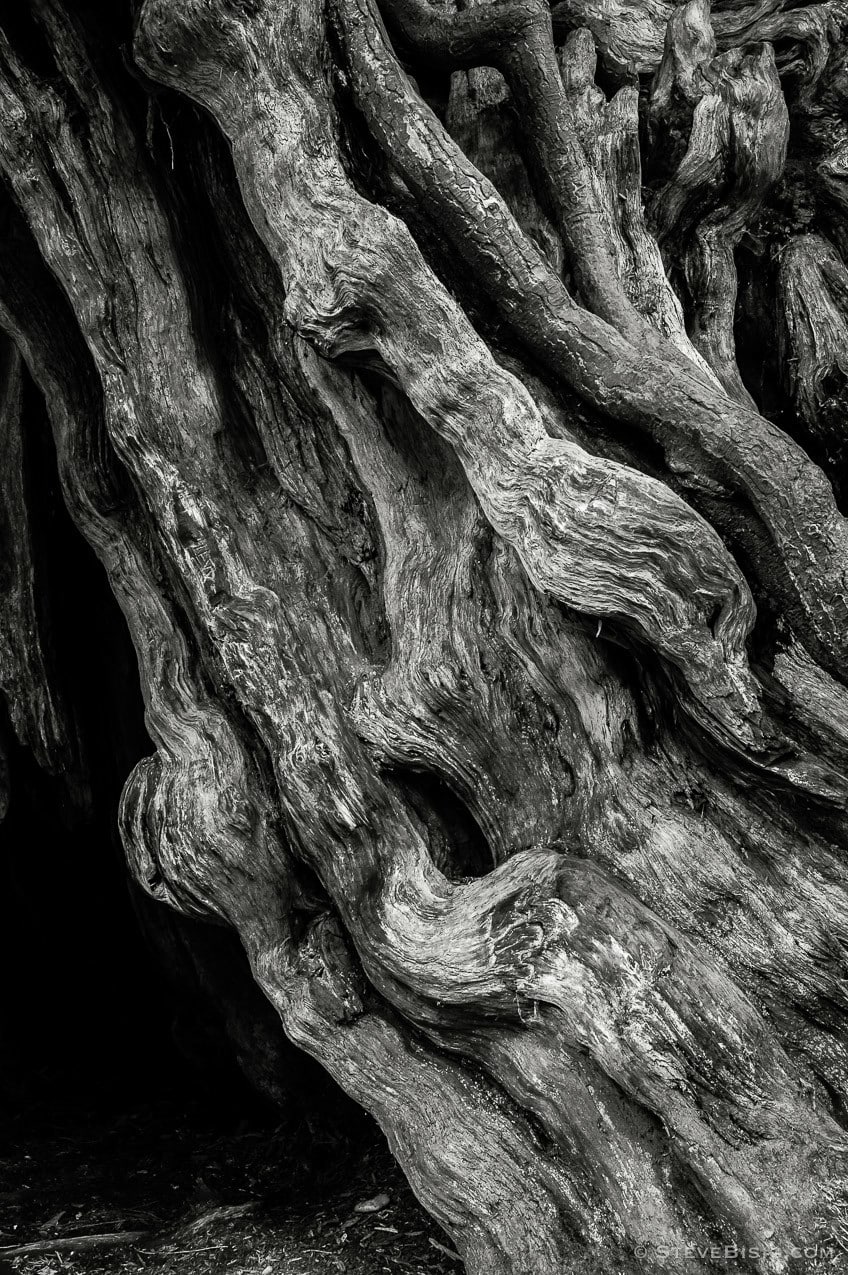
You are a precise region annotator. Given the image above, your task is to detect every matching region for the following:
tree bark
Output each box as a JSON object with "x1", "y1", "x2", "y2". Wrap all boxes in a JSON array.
[{"x1": 1, "y1": 1, "x2": 848, "y2": 1271}]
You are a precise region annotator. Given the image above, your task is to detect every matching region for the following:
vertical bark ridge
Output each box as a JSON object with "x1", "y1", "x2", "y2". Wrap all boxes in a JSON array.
[
  {"x1": 329, "y1": 0, "x2": 848, "y2": 703},
  {"x1": 134, "y1": 0, "x2": 793, "y2": 766},
  {"x1": 378, "y1": 0, "x2": 648, "y2": 338},
  {"x1": 2, "y1": 2, "x2": 848, "y2": 1271},
  {"x1": 778, "y1": 233, "x2": 848, "y2": 501},
  {"x1": 558, "y1": 28, "x2": 716, "y2": 374},
  {"x1": 0, "y1": 337, "x2": 70, "y2": 770},
  {"x1": 445, "y1": 55, "x2": 564, "y2": 276},
  {"x1": 0, "y1": 112, "x2": 595, "y2": 1275},
  {"x1": 301, "y1": 351, "x2": 579, "y2": 865},
  {"x1": 648, "y1": 1, "x2": 788, "y2": 406}
]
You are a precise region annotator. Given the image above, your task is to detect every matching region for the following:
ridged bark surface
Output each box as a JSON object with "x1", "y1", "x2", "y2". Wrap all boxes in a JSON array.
[{"x1": 1, "y1": 2, "x2": 848, "y2": 1271}]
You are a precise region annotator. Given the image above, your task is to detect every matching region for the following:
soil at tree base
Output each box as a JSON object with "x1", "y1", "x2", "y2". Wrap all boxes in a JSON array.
[{"x1": 0, "y1": 1081, "x2": 466, "y2": 1275}]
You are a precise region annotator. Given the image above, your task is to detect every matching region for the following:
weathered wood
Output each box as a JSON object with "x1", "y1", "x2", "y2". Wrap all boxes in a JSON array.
[
  {"x1": 1, "y1": 2, "x2": 848, "y2": 1273},
  {"x1": 0, "y1": 337, "x2": 69, "y2": 769},
  {"x1": 550, "y1": 0, "x2": 848, "y2": 79},
  {"x1": 330, "y1": 0, "x2": 848, "y2": 770},
  {"x1": 649, "y1": 1, "x2": 788, "y2": 406},
  {"x1": 779, "y1": 232, "x2": 848, "y2": 500}
]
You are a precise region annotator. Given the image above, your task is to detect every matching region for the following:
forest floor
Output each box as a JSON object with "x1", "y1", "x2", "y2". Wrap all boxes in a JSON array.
[{"x1": 0, "y1": 1084, "x2": 464, "y2": 1275}]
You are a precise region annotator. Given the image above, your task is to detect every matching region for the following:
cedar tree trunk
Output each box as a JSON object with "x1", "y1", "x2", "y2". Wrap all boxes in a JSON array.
[{"x1": 1, "y1": 1, "x2": 848, "y2": 1271}]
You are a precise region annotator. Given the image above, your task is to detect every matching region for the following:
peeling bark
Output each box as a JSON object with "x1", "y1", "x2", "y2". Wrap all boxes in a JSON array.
[{"x1": 2, "y1": 1, "x2": 848, "y2": 1273}]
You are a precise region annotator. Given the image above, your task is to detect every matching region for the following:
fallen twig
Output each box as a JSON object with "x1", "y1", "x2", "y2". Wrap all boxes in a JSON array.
[
  {"x1": 170, "y1": 1201, "x2": 258, "y2": 1237},
  {"x1": 153, "y1": 1245, "x2": 228, "y2": 1254},
  {"x1": 428, "y1": 1236, "x2": 463, "y2": 1262},
  {"x1": 0, "y1": 1198, "x2": 260, "y2": 1258},
  {"x1": 0, "y1": 1229, "x2": 148, "y2": 1257}
]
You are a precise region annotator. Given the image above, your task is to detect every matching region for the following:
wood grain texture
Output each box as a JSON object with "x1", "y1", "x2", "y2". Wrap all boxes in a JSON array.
[
  {"x1": 649, "y1": 1, "x2": 788, "y2": 406},
  {"x1": 1, "y1": 1, "x2": 848, "y2": 1272},
  {"x1": 0, "y1": 338, "x2": 69, "y2": 769}
]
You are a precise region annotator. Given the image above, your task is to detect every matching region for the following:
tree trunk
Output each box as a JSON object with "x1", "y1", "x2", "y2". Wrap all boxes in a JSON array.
[{"x1": 1, "y1": 1, "x2": 848, "y2": 1270}]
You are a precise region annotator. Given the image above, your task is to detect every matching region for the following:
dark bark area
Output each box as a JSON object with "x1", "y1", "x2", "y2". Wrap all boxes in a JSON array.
[{"x1": 1, "y1": 1, "x2": 848, "y2": 1272}]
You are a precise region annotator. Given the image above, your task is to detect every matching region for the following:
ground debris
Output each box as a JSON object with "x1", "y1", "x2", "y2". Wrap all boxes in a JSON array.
[
  {"x1": 1, "y1": 1090, "x2": 464, "y2": 1274},
  {"x1": 353, "y1": 1195, "x2": 390, "y2": 1215}
]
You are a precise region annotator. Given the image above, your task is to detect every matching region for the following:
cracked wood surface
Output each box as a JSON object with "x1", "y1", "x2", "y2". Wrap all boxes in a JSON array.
[{"x1": 1, "y1": 1, "x2": 848, "y2": 1273}]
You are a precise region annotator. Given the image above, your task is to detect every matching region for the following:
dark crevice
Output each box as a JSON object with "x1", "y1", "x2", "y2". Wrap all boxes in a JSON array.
[
  {"x1": 0, "y1": 8, "x2": 65, "y2": 84},
  {"x1": 0, "y1": 363, "x2": 164, "y2": 1107},
  {"x1": 0, "y1": 360, "x2": 338, "y2": 1124},
  {"x1": 390, "y1": 769, "x2": 494, "y2": 881}
]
